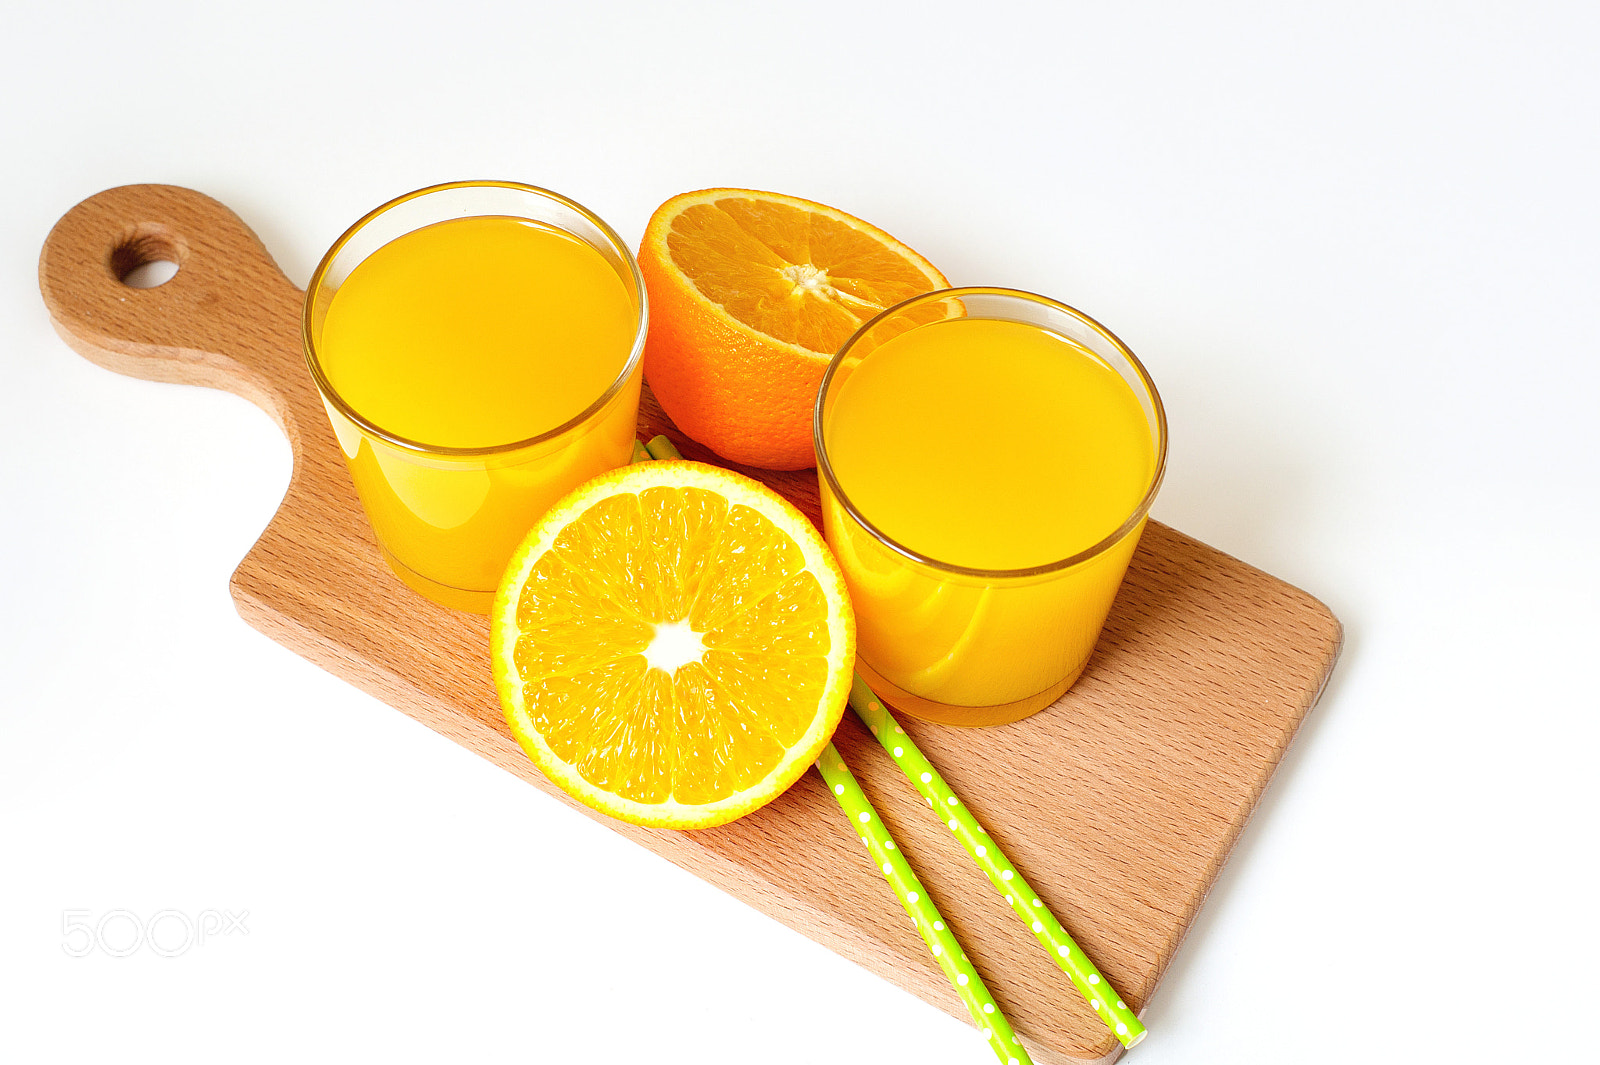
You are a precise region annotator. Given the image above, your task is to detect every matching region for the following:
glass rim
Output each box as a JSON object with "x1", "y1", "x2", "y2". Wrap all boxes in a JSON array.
[
  {"x1": 301, "y1": 179, "x2": 649, "y2": 458},
  {"x1": 813, "y1": 285, "x2": 1169, "y2": 581}
]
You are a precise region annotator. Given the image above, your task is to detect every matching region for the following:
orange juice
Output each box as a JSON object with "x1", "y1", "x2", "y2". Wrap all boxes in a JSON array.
[
  {"x1": 305, "y1": 184, "x2": 646, "y2": 613},
  {"x1": 817, "y1": 292, "x2": 1164, "y2": 725},
  {"x1": 321, "y1": 216, "x2": 636, "y2": 449}
]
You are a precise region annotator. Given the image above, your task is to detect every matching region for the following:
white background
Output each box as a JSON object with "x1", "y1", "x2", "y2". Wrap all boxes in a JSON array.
[{"x1": 2, "y1": 2, "x2": 1596, "y2": 1062}]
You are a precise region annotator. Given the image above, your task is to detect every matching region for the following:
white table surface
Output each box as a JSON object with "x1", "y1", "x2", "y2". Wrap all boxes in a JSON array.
[{"x1": 3, "y1": 3, "x2": 1596, "y2": 1062}]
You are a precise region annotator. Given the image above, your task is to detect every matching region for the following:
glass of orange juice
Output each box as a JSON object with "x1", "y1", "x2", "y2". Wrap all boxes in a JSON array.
[
  {"x1": 815, "y1": 288, "x2": 1167, "y2": 726},
  {"x1": 302, "y1": 181, "x2": 648, "y2": 613}
]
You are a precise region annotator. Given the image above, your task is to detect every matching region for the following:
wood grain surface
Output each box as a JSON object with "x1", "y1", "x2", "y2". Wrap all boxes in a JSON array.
[{"x1": 39, "y1": 184, "x2": 1343, "y2": 1065}]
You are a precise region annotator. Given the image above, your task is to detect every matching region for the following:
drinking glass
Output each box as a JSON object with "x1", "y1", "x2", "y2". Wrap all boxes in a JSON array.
[
  {"x1": 303, "y1": 181, "x2": 647, "y2": 613},
  {"x1": 815, "y1": 288, "x2": 1166, "y2": 726}
]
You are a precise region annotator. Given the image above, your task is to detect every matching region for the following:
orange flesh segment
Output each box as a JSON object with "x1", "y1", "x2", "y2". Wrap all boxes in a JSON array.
[
  {"x1": 666, "y1": 197, "x2": 946, "y2": 354},
  {"x1": 511, "y1": 487, "x2": 833, "y2": 805}
]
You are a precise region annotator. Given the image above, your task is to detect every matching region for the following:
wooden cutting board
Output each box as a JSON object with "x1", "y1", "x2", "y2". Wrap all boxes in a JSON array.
[{"x1": 39, "y1": 184, "x2": 1342, "y2": 1065}]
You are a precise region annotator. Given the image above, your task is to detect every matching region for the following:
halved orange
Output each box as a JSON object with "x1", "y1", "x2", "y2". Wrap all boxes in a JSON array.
[
  {"x1": 639, "y1": 189, "x2": 949, "y2": 471},
  {"x1": 490, "y1": 460, "x2": 855, "y2": 828}
]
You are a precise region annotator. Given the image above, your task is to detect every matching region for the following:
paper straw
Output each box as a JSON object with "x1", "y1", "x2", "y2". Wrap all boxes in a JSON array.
[
  {"x1": 635, "y1": 434, "x2": 1085, "y2": 1055},
  {"x1": 849, "y1": 675, "x2": 1147, "y2": 1048},
  {"x1": 816, "y1": 744, "x2": 1036, "y2": 1065},
  {"x1": 643, "y1": 434, "x2": 681, "y2": 461}
]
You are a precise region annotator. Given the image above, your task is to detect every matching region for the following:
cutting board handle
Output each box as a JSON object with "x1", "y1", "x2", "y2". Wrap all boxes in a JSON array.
[{"x1": 38, "y1": 184, "x2": 313, "y2": 445}]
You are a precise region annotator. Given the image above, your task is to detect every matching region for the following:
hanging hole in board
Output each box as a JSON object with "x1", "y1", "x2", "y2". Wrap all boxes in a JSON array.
[{"x1": 111, "y1": 223, "x2": 189, "y2": 288}]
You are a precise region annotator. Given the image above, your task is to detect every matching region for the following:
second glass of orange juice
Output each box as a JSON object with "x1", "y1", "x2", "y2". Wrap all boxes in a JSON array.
[
  {"x1": 815, "y1": 288, "x2": 1167, "y2": 726},
  {"x1": 303, "y1": 182, "x2": 648, "y2": 613}
]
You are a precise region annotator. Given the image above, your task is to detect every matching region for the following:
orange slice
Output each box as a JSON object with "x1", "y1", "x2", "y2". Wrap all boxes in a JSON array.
[
  {"x1": 490, "y1": 460, "x2": 855, "y2": 828},
  {"x1": 639, "y1": 189, "x2": 949, "y2": 471}
]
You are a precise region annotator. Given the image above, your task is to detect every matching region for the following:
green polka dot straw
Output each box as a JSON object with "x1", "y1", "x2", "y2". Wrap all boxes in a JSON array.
[
  {"x1": 636, "y1": 436, "x2": 1138, "y2": 1052},
  {"x1": 816, "y1": 744, "x2": 1037, "y2": 1065},
  {"x1": 849, "y1": 674, "x2": 1147, "y2": 1048}
]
